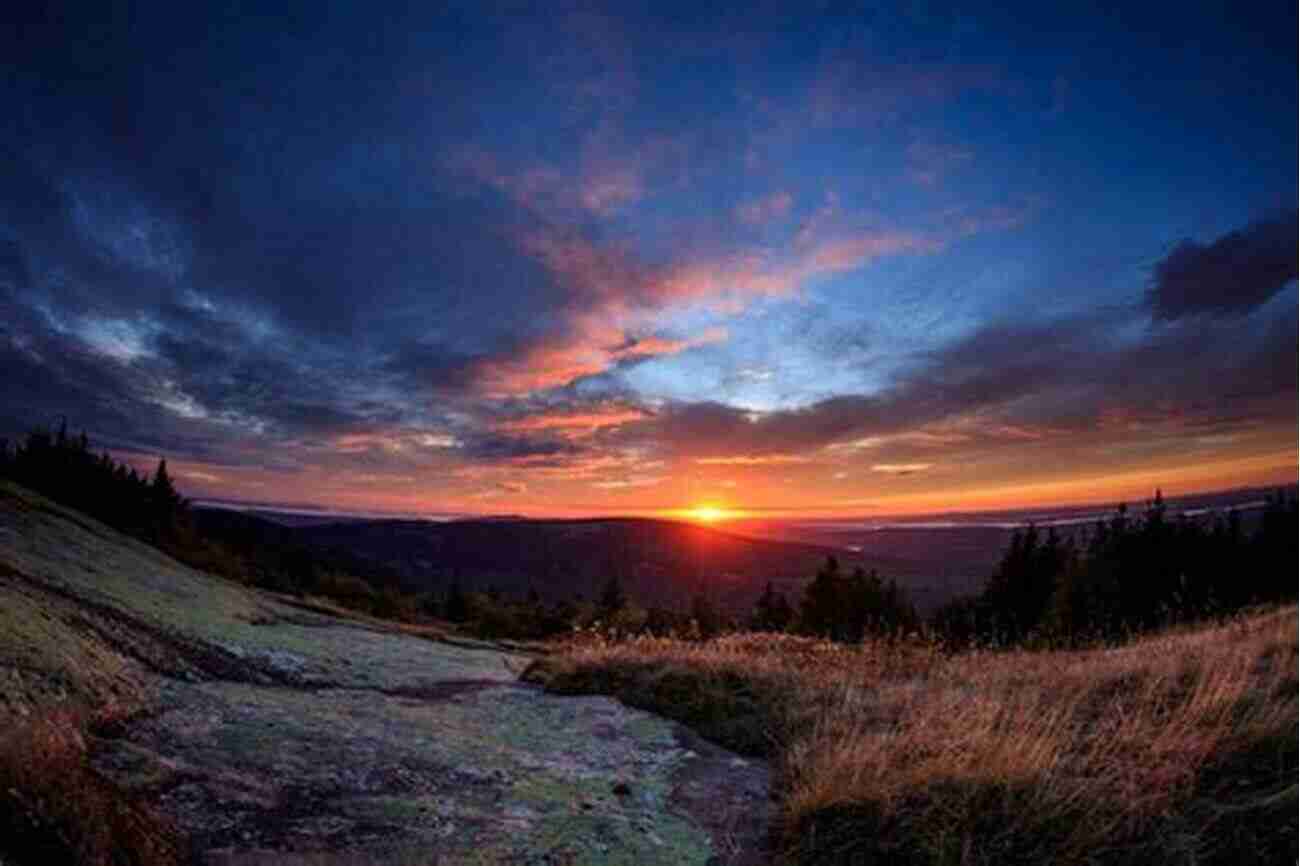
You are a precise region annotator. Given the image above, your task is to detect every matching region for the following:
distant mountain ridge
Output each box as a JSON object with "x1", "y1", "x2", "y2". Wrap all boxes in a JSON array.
[
  {"x1": 193, "y1": 509, "x2": 904, "y2": 614},
  {"x1": 194, "y1": 484, "x2": 1297, "y2": 617}
]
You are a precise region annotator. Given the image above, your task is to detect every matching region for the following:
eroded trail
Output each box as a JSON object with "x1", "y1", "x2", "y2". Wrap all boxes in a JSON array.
[{"x1": 0, "y1": 483, "x2": 770, "y2": 865}]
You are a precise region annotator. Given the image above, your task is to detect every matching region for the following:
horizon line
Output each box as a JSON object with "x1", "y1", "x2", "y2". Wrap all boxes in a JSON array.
[{"x1": 192, "y1": 480, "x2": 1297, "y2": 525}]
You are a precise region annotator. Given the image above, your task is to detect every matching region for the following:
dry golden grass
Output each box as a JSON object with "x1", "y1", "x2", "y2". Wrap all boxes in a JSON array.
[
  {"x1": 525, "y1": 606, "x2": 1298, "y2": 864},
  {"x1": 0, "y1": 706, "x2": 184, "y2": 866}
]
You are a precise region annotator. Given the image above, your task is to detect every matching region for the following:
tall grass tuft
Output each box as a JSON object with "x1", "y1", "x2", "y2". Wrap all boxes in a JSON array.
[
  {"x1": 525, "y1": 606, "x2": 1298, "y2": 864},
  {"x1": 0, "y1": 707, "x2": 184, "y2": 866}
]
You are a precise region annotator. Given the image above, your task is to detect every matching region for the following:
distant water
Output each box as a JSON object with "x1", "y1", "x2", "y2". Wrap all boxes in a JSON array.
[{"x1": 792, "y1": 492, "x2": 1282, "y2": 534}]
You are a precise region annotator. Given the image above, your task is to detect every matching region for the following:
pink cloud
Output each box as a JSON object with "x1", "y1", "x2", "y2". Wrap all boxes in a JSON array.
[
  {"x1": 496, "y1": 403, "x2": 653, "y2": 439},
  {"x1": 474, "y1": 225, "x2": 934, "y2": 395},
  {"x1": 694, "y1": 454, "x2": 811, "y2": 466},
  {"x1": 469, "y1": 319, "x2": 729, "y2": 396},
  {"x1": 806, "y1": 232, "x2": 938, "y2": 272},
  {"x1": 607, "y1": 326, "x2": 729, "y2": 363},
  {"x1": 735, "y1": 190, "x2": 793, "y2": 224},
  {"x1": 580, "y1": 168, "x2": 643, "y2": 215}
]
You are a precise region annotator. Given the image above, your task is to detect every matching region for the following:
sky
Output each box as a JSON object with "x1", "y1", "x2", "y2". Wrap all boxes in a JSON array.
[{"x1": 2, "y1": 1, "x2": 1296, "y2": 518}]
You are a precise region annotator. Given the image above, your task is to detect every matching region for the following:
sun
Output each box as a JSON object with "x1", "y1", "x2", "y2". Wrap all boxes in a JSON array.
[{"x1": 684, "y1": 503, "x2": 732, "y2": 523}]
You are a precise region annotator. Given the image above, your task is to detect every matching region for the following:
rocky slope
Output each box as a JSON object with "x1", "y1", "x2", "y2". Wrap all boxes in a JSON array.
[{"x1": 0, "y1": 481, "x2": 770, "y2": 864}]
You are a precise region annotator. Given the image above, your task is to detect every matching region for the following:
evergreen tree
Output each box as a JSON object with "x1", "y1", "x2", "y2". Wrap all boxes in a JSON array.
[
  {"x1": 752, "y1": 581, "x2": 793, "y2": 631},
  {"x1": 598, "y1": 574, "x2": 626, "y2": 613},
  {"x1": 800, "y1": 556, "x2": 845, "y2": 639},
  {"x1": 690, "y1": 592, "x2": 720, "y2": 637},
  {"x1": 152, "y1": 458, "x2": 180, "y2": 506},
  {"x1": 444, "y1": 580, "x2": 469, "y2": 623}
]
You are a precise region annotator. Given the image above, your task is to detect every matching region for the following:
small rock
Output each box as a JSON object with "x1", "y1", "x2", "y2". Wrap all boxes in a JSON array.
[{"x1": 612, "y1": 781, "x2": 631, "y2": 797}]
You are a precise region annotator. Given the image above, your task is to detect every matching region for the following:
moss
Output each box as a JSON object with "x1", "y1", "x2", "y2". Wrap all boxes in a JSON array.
[{"x1": 528, "y1": 658, "x2": 779, "y2": 758}]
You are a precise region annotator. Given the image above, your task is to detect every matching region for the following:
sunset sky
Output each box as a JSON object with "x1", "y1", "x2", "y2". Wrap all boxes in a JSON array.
[{"x1": 2, "y1": 2, "x2": 1296, "y2": 517}]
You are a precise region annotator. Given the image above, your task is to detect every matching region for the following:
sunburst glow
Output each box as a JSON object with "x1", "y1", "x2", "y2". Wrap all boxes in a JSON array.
[{"x1": 684, "y1": 504, "x2": 733, "y2": 523}]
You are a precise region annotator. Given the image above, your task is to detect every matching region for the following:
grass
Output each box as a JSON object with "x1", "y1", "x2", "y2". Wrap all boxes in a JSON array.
[
  {"x1": 523, "y1": 606, "x2": 1298, "y2": 865},
  {"x1": 0, "y1": 706, "x2": 184, "y2": 866}
]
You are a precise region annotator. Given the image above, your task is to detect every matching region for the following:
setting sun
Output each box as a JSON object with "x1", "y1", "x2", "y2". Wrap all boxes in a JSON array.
[{"x1": 683, "y1": 504, "x2": 733, "y2": 523}]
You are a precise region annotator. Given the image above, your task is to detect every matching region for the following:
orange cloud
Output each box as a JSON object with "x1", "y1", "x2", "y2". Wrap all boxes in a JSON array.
[
  {"x1": 807, "y1": 232, "x2": 938, "y2": 272},
  {"x1": 608, "y1": 326, "x2": 728, "y2": 362},
  {"x1": 452, "y1": 147, "x2": 949, "y2": 399},
  {"x1": 497, "y1": 405, "x2": 653, "y2": 438},
  {"x1": 472, "y1": 340, "x2": 614, "y2": 397},
  {"x1": 472, "y1": 318, "x2": 728, "y2": 397},
  {"x1": 522, "y1": 225, "x2": 933, "y2": 322},
  {"x1": 694, "y1": 454, "x2": 812, "y2": 466},
  {"x1": 871, "y1": 462, "x2": 934, "y2": 475}
]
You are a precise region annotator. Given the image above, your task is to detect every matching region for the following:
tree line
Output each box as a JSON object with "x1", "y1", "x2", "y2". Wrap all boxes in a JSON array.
[
  {"x1": 934, "y1": 490, "x2": 1298, "y2": 647},
  {"x1": 0, "y1": 422, "x2": 185, "y2": 545},
  {"x1": 0, "y1": 424, "x2": 410, "y2": 616},
  {"x1": 4, "y1": 423, "x2": 1293, "y2": 646}
]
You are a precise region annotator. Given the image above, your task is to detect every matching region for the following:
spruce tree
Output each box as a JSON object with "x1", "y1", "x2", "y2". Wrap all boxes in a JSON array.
[{"x1": 599, "y1": 574, "x2": 626, "y2": 613}]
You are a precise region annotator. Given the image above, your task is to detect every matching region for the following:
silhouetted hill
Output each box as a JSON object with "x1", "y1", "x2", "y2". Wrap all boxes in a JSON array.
[
  {"x1": 189, "y1": 507, "x2": 405, "y2": 590},
  {"x1": 195, "y1": 510, "x2": 916, "y2": 614},
  {"x1": 299, "y1": 517, "x2": 889, "y2": 614}
]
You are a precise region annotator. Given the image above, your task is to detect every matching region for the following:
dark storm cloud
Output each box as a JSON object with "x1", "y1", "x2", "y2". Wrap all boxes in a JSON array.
[
  {"x1": 3, "y1": 1, "x2": 575, "y2": 339},
  {"x1": 0, "y1": 239, "x2": 31, "y2": 291},
  {"x1": 382, "y1": 340, "x2": 495, "y2": 396},
  {"x1": 0, "y1": 310, "x2": 257, "y2": 468},
  {"x1": 1147, "y1": 213, "x2": 1298, "y2": 320},
  {"x1": 0, "y1": 1, "x2": 595, "y2": 467},
  {"x1": 457, "y1": 432, "x2": 584, "y2": 463}
]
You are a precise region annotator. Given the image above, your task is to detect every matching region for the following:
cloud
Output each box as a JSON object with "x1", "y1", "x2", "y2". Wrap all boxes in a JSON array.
[
  {"x1": 496, "y1": 402, "x2": 653, "y2": 438},
  {"x1": 906, "y1": 140, "x2": 973, "y2": 187},
  {"x1": 591, "y1": 475, "x2": 666, "y2": 489},
  {"x1": 613, "y1": 305, "x2": 1297, "y2": 462},
  {"x1": 3, "y1": 5, "x2": 1293, "y2": 511},
  {"x1": 736, "y1": 191, "x2": 793, "y2": 224},
  {"x1": 457, "y1": 432, "x2": 583, "y2": 463},
  {"x1": 490, "y1": 223, "x2": 934, "y2": 394},
  {"x1": 871, "y1": 463, "x2": 933, "y2": 476},
  {"x1": 1147, "y1": 212, "x2": 1298, "y2": 320},
  {"x1": 0, "y1": 239, "x2": 32, "y2": 290},
  {"x1": 694, "y1": 454, "x2": 812, "y2": 466},
  {"x1": 607, "y1": 327, "x2": 729, "y2": 365},
  {"x1": 809, "y1": 61, "x2": 1002, "y2": 128}
]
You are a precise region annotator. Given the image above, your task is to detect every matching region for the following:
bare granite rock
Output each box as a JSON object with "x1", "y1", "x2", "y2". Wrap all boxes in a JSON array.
[{"x1": 0, "y1": 481, "x2": 772, "y2": 864}]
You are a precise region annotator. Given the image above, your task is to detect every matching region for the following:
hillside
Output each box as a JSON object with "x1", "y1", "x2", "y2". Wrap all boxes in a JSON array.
[
  {"x1": 527, "y1": 607, "x2": 1299, "y2": 864},
  {"x1": 0, "y1": 480, "x2": 771, "y2": 865}
]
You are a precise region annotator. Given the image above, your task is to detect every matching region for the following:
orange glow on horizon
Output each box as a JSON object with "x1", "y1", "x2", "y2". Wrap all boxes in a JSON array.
[
  {"x1": 151, "y1": 440, "x2": 1297, "y2": 522},
  {"x1": 678, "y1": 503, "x2": 737, "y2": 524}
]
